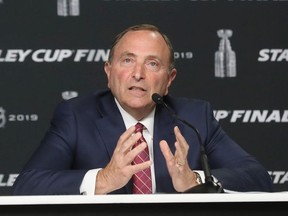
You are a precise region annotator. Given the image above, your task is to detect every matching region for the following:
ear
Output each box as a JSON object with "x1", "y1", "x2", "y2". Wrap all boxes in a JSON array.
[
  {"x1": 104, "y1": 61, "x2": 111, "y2": 88},
  {"x1": 165, "y1": 68, "x2": 177, "y2": 95},
  {"x1": 168, "y1": 68, "x2": 177, "y2": 84}
]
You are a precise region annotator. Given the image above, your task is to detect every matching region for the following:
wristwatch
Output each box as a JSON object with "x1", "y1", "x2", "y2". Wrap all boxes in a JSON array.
[{"x1": 194, "y1": 172, "x2": 203, "y2": 185}]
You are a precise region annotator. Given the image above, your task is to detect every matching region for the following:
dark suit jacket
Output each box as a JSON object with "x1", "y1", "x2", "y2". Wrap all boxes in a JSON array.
[{"x1": 12, "y1": 89, "x2": 273, "y2": 195}]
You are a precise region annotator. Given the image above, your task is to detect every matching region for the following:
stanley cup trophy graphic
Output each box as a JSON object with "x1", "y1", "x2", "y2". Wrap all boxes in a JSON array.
[
  {"x1": 57, "y1": 0, "x2": 80, "y2": 16},
  {"x1": 215, "y1": 29, "x2": 236, "y2": 78}
]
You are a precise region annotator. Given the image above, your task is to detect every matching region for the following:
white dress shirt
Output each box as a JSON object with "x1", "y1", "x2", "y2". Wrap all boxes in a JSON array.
[
  {"x1": 80, "y1": 98, "x2": 206, "y2": 195},
  {"x1": 80, "y1": 98, "x2": 156, "y2": 195}
]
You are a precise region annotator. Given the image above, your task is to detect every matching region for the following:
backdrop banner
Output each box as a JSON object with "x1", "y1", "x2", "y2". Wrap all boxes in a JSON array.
[{"x1": 0, "y1": 0, "x2": 287, "y2": 195}]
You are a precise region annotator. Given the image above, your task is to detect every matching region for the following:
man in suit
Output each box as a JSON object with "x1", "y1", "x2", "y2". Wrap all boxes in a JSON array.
[{"x1": 12, "y1": 24, "x2": 273, "y2": 195}]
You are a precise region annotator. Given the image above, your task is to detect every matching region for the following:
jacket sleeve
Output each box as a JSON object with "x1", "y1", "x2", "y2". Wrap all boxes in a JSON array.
[
  {"x1": 203, "y1": 102, "x2": 273, "y2": 192},
  {"x1": 12, "y1": 101, "x2": 88, "y2": 195}
]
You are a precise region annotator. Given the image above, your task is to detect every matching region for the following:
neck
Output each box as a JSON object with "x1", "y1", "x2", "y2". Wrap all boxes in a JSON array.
[{"x1": 114, "y1": 98, "x2": 155, "y2": 122}]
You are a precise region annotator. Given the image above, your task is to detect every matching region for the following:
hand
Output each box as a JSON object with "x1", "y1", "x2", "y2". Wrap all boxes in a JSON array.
[
  {"x1": 160, "y1": 126, "x2": 199, "y2": 192},
  {"x1": 95, "y1": 125, "x2": 152, "y2": 194}
]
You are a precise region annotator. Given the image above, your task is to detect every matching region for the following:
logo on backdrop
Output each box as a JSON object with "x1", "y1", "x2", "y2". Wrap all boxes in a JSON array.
[
  {"x1": 0, "y1": 107, "x2": 6, "y2": 128},
  {"x1": 57, "y1": 0, "x2": 80, "y2": 17},
  {"x1": 0, "y1": 49, "x2": 109, "y2": 62},
  {"x1": 62, "y1": 91, "x2": 79, "y2": 100},
  {"x1": 214, "y1": 109, "x2": 288, "y2": 123},
  {"x1": 258, "y1": 49, "x2": 288, "y2": 62},
  {"x1": 0, "y1": 174, "x2": 18, "y2": 187},
  {"x1": 269, "y1": 171, "x2": 288, "y2": 184},
  {"x1": 0, "y1": 107, "x2": 39, "y2": 129},
  {"x1": 215, "y1": 29, "x2": 237, "y2": 78}
]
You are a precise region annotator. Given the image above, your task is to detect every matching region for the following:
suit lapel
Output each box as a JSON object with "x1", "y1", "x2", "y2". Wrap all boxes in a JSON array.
[
  {"x1": 93, "y1": 93, "x2": 126, "y2": 159},
  {"x1": 153, "y1": 105, "x2": 176, "y2": 193},
  {"x1": 92, "y1": 92, "x2": 132, "y2": 193}
]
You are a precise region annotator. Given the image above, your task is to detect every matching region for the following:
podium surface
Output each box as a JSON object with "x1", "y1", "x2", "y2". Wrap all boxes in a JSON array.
[{"x1": 1, "y1": 193, "x2": 288, "y2": 216}]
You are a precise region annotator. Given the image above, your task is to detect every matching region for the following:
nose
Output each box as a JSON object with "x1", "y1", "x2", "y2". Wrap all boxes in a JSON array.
[{"x1": 133, "y1": 63, "x2": 145, "y2": 81}]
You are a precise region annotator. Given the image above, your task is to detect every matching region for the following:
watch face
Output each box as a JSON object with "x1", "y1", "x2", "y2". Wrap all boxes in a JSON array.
[{"x1": 194, "y1": 172, "x2": 202, "y2": 184}]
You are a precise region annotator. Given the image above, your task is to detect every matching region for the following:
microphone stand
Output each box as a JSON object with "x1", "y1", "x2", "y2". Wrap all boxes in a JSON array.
[{"x1": 152, "y1": 93, "x2": 224, "y2": 193}]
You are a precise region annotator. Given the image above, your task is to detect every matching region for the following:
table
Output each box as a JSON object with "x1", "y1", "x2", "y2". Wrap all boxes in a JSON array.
[{"x1": 1, "y1": 193, "x2": 288, "y2": 216}]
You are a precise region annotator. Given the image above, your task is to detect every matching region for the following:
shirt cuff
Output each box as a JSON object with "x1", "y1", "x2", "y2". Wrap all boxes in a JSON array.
[
  {"x1": 80, "y1": 169, "x2": 101, "y2": 195},
  {"x1": 194, "y1": 170, "x2": 218, "y2": 183}
]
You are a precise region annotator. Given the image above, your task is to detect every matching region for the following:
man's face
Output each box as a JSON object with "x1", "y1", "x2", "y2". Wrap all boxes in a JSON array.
[{"x1": 104, "y1": 30, "x2": 176, "y2": 119}]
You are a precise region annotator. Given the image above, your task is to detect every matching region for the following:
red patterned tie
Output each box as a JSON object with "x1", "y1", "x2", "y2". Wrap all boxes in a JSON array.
[{"x1": 132, "y1": 122, "x2": 152, "y2": 194}]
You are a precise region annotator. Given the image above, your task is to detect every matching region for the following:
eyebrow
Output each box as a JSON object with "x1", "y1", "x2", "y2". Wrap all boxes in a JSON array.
[
  {"x1": 119, "y1": 51, "x2": 163, "y2": 64},
  {"x1": 119, "y1": 52, "x2": 136, "y2": 59}
]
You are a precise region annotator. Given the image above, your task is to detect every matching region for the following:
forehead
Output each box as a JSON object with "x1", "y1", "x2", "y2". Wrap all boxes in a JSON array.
[
  {"x1": 121, "y1": 29, "x2": 164, "y2": 43},
  {"x1": 114, "y1": 30, "x2": 170, "y2": 58}
]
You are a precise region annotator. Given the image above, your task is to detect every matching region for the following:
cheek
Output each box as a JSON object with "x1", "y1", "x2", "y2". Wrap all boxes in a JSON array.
[
  {"x1": 161, "y1": 77, "x2": 172, "y2": 94},
  {"x1": 107, "y1": 79, "x2": 111, "y2": 88},
  {"x1": 109, "y1": 72, "x2": 127, "y2": 89},
  {"x1": 152, "y1": 77, "x2": 169, "y2": 92}
]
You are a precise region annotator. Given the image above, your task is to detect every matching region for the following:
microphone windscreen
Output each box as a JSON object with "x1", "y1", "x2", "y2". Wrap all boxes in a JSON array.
[{"x1": 152, "y1": 93, "x2": 163, "y2": 105}]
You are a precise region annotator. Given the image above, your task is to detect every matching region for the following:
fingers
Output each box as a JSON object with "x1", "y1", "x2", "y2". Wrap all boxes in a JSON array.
[
  {"x1": 114, "y1": 125, "x2": 152, "y2": 169},
  {"x1": 159, "y1": 126, "x2": 197, "y2": 192},
  {"x1": 116, "y1": 125, "x2": 140, "y2": 154},
  {"x1": 174, "y1": 126, "x2": 189, "y2": 155},
  {"x1": 160, "y1": 126, "x2": 189, "y2": 168},
  {"x1": 131, "y1": 160, "x2": 152, "y2": 174},
  {"x1": 159, "y1": 140, "x2": 174, "y2": 164},
  {"x1": 174, "y1": 126, "x2": 189, "y2": 165},
  {"x1": 97, "y1": 126, "x2": 152, "y2": 194}
]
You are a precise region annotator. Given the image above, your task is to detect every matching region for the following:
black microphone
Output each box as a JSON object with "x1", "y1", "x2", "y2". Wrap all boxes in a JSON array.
[{"x1": 152, "y1": 93, "x2": 224, "y2": 193}]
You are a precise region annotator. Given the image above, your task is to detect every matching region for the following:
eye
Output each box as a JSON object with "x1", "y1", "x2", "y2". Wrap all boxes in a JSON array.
[
  {"x1": 120, "y1": 57, "x2": 135, "y2": 66},
  {"x1": 149, "y1": 61, "x2": 158, "y2": 67},
  {"x1": 146, "y1": 60, "x2": 160, "y2": 71},
  {"x1": 124, "y1": 58, "x2": 132, "y2": 63}
]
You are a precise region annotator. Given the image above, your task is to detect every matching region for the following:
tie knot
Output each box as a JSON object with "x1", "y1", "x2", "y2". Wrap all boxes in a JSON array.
[{"x1": 135, "y1": 122, "x2": 144, "y2": 133}]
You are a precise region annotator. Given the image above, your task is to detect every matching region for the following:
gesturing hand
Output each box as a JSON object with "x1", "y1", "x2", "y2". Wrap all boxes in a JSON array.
[
  {"x1": 95, "y1": 125, "x2": 152, "y2": 194},
  {"x1": 160, "y1": 126, "x2": 198, "y2": 192}
]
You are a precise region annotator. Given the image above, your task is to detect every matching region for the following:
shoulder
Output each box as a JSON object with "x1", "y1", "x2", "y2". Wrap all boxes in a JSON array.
[
  {"x1": 55, "y1": 89, "x2": 113, "y2": 113},
  {"x1": 164, "y1": 95, "x2": 212, "y2": 112},
  {"x1": 61, "y1": 89, "x2": 111, "y2": 104}
]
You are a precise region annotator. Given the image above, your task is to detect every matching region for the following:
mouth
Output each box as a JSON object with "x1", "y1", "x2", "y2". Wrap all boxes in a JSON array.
[
  {"x1": 128, "y1": 86, "x2": 146, "y2": 92},
  {"x1": 128, "y1": 86, "x2": 147, "y2": 96}
]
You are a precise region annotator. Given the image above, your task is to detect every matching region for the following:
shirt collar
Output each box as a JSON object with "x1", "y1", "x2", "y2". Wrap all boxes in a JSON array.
[{"x1": 114, "y1": 98, "x2": 155, "y2": 134}]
